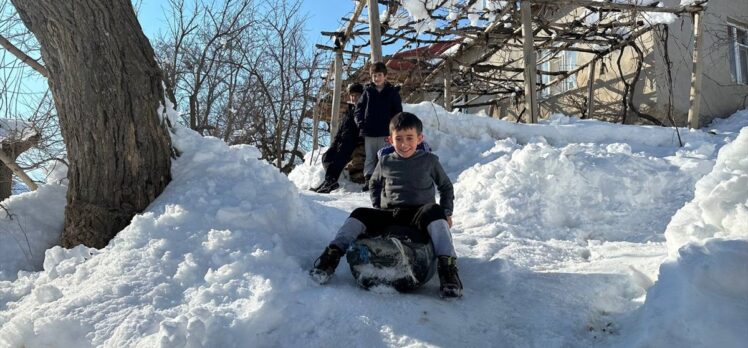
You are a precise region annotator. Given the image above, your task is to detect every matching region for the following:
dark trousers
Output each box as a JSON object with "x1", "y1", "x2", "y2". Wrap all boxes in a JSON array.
[
  {"x1": 350, "y1": 203, "x2": 447, "y2": 236},
  {"x1": 322, "y1": 137, "x2": 359, "y2": 182}
]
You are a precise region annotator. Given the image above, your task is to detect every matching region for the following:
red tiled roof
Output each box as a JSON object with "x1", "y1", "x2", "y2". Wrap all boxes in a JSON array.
[{"x1": 386, "y1": 40, "x2": 461, "y2": 71}]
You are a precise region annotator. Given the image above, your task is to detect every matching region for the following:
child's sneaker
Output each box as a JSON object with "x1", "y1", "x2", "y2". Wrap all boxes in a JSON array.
[
  {"x1": 309, "y1": 245, "x2": 344, "y2": 284},
  {"x1": 437, "y1": 256, "x2": 463, "y2": 298},
  {"x1": 361, "y1": 175, "x2": 371, "y2": 192},
  {"x1": 316, "y1": 181, "x2": 340, "y2": 194}
]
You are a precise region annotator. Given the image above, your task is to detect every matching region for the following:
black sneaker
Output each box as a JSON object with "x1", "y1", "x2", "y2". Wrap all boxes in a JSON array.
[
  {"x1": 316, "y1": 181, "x2": 340, "y2": 194},
  {"x1": 309, "y1": 245, "x2": 345, "y2": 284},
  {"x1": 361, "y1": 175, "x2": 371, "y2": 192},
  {"x1": 310, "y1": 182, "x2": 326, "y2": 192},
  {"x1": 437, "y1": 256, "x2": 463, "y2": 298}
]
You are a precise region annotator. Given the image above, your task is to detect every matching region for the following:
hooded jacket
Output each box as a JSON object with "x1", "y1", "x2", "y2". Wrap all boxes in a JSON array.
[
  {"x1": 354, "y1": 82, "x2": 403, "y2": 137},
  {"x1": 369, "y1": 150, "x2": 454, "y2": 216}
]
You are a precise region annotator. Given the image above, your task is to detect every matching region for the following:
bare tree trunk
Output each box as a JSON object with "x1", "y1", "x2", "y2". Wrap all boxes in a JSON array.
[
  {"x1": 12, "y1": 0, "x2": 172, "y2": 248},
  {"x1": 0, "y1": 136, "x2": 37, "y2": 200},
  {"x1": 0, "y1": 164, "x2": 11, "y2": 201}
]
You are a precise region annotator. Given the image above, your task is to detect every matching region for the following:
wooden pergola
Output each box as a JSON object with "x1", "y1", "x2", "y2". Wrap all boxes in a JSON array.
[{"x1": 312, "y1": 0, "x2": 708, "y2": 150}]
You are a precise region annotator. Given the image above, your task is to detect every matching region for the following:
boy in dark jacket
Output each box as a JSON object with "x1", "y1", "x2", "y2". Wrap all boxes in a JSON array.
[
  {"x1": 354, "y1": 62, "x2": 403, "y2": 191},
  {"x1": 312, "y1": 83, "x2": 364, "y2": 193},
  {"x1": 310, "y1": 112, "x2": 463, "y2": 299}
]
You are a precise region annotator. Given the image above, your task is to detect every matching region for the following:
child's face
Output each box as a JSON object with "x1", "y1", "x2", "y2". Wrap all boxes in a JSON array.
[
  {"x1": 371, "y1": 72, "x2": 386, "y2": 87},
  {"x1": 348, "y1": 92, "x2": 361, "y2": 103},
  {"x1": 389, "y1": 127, "x2": 423, "y2": 159}
]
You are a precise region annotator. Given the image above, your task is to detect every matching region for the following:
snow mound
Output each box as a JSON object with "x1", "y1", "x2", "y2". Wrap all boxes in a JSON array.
[
  {"x1": 664, "y1": 127, "x2": 748, "y2": 256},
  {"x1": 404, "y1": 103, "x2": 708, "y2": 243},
  {"x1": 453, "y1": 141, "x2": 697, "y2": 242},
  {"x1": 0, "y1": 127, "x2": 319, "y2": 347},
  {"x1": 288, "y1": 148, "x2": 328, "y2": 190},
  {"x1": 619, "y1": 239, "x2": 748, "y2": 348},
  {"x1": 0, "y1": 184, "x2": 66, "y2": 281}
]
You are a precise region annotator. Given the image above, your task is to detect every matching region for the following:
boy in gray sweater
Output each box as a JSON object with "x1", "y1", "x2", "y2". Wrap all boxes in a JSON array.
[{"x1": 310, "y1": 112, "x2": 463, "y2": 298}]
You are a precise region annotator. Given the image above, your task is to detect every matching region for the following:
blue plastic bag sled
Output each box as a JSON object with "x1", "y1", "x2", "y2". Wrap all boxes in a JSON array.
[{"x1": 346, "y1": 225, "x2": 437, "y2": 292}]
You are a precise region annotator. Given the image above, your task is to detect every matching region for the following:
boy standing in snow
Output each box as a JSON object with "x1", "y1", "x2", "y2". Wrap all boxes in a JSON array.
[
  {"x1": 354, "y1": 61, "x2": 403, "y2": 192},
  {"x1": 310, "y1": 112, "x2": 463, "y2": 298},
  {"x1": 311, "y1": 83, "x2": 365, "y2": 194}
]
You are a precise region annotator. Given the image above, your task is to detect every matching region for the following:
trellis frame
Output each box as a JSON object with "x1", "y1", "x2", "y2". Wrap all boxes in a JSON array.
[{"x1": 312, "y1": 0, "x2": 708, "y2": 148}]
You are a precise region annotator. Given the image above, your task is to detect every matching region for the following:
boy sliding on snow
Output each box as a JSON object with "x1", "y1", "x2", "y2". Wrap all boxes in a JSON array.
[{"x1": 310, "y1": 112, "x2": 463, "y2": 298}]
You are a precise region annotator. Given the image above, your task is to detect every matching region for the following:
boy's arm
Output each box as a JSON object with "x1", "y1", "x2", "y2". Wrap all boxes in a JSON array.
[
  {"x1": 369, "y1": 161, "x2": 383, "y2": 208},
  {"x1": 432, "y1": 158, "x2": 454, "y2": 217},
  {"x1": 340, "y1": 105, "x2": 358, "y2": 139},
  {"x1": 354, "y1": 91, "x2": 368, "y2": 128},
  {"x1": 392, "y1": 86, "x2": 403, "y2": 115}
]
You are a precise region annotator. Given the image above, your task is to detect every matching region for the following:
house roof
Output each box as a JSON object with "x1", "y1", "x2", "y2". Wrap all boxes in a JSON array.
[{"x1": 385, "y1": 40, "x2": 461, "y2": 71}]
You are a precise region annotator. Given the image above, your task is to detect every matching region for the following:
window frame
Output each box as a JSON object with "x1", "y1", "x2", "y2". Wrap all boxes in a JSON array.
[
  {"x1": 539, "y1": 50, "x2": 577, "y2": 98},
  {"x1": 728, "y1": 21, "x2": 748, "y2": 85}
]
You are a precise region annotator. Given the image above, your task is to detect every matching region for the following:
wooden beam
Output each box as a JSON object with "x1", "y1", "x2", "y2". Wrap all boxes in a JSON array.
[
  {"x1": 444, "y1": 59, "x2": 453, "y2": 112},
  {"x1": 343, "y1": 1, "x2": 368, "y2": 42},
  {"x1": 331, "y1": 50, "x2": 344, "y2": 136},
  {"x1": 586, "y1": 60, "x2": 596, "y2": 118},
  {"x1": 367, "y1": 0, "x2": 383, "y2": 62},
  {"x1": 312, "y1": 0, "x2": 366, "y2": 150},
  {"x1": 521, "y1": 0, "x2": 539, "y2": 124},
  {"x1": 529, "y1": 0, "x2": 706, "y2": 14},
  {"x1": 687, "y1": 11, "x2": 704, "y2": 129},
  {"x1": 315, "y1": 43, "x2": 365, "y2": 55},
  {"x1": 311, "y1": 88, "x2": 322, "y2": 151}
]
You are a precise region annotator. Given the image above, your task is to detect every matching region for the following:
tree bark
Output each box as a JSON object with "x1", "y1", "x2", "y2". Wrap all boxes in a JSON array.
[
  {"x1": 11, "y1": 0, "x2": 172, "y2": 248},
  {"x1": 0, "y1": 133, "x2": 40, "y2": 201}
]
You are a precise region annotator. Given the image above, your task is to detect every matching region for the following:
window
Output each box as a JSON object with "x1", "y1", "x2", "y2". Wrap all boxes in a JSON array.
[
  {"x1": 728, "y1": 22, "x2": 748, "y2": 85},
  {"x1": 540, "y1": 50, "x2": 577, "y2": 97}
]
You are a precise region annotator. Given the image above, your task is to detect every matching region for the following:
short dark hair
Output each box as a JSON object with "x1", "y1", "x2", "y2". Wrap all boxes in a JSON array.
[
  {"x1": 347, "y1": 82, "x2": 364, "y2": 94},
  {"x1": 389, "y1": 112, "x2": 423, "y2": 134},
  {"x1": 370, "y1": 62, "x2": 387, "y2": 75}
]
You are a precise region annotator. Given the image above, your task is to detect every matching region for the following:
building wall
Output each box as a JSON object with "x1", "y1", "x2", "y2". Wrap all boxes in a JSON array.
[
  {"x1": 653, "y1": 0, "x2": 748, "y2": 126},
  {"x1": 467, "y1": 0, "x2": 748, "y2": 125},
  {"x1": 537, "y1": 32, "x2": 660, "y2": 124}
]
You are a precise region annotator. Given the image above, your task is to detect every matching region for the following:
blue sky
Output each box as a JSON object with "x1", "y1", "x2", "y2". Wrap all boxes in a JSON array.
[{"x1": 136, "y1": 0, "x2": 352, "y2": 46}]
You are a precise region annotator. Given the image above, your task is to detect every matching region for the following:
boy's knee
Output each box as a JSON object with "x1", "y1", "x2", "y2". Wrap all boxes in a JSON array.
[
  {"x1": 416, "y1": 204, "x2": 448, "y2": 230},
  {"x1": 350, "y1": 208, "x2": 371, "y2": 221},
  {"x1": 423, "y1": 203, "x2": 446, "y2": 218}
]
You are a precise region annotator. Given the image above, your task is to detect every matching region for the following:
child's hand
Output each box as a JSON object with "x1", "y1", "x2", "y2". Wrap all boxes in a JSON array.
[{"x1": 447, "y1": 216, "x2": 453, "y2": 228}]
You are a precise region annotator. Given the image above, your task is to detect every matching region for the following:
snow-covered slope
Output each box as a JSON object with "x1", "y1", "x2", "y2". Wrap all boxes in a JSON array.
[{"x1": 0, "y1": 104, "x2": 745, "y2": 347}]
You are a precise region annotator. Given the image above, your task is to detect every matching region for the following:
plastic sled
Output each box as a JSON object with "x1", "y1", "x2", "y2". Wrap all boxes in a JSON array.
[{"x1": 345, "y1": 225, "x2": 437, "y2": 292}]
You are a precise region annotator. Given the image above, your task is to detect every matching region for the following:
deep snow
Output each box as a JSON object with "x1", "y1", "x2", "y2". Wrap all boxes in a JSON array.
[{"x1": 0, "y1": 103, "x2": 745, "y2": 347}]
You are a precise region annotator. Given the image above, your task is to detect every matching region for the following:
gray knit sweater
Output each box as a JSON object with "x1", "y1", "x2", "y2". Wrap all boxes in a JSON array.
[{"x1": 369, "y1": 151, "x2": 454, "y2": 216}]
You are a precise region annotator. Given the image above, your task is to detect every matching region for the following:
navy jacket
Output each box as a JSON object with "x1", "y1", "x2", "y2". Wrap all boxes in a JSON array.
[
  {"x1": 322, "y1": 104, "x2": 359, "y2": 164},
  {"x1": 336, "y1": 104, "x2": 360, "y2": 145},
  {"x1": 354, "y1": 82, "x2": 403, "y2": 137}
]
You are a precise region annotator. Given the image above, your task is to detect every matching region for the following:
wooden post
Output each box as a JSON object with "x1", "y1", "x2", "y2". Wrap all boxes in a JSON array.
[
  {"x1": 687, "y1": 11, "x2": 704, "y2": 129},
  {"x1": 311, "y1": 0, "x2": 365, "y2": 153},
  {"x1": 367, "y1": 0, "x2": 383, "y2": 62},
  {"x1": 586, "y1": 60, "x2": 597, "y2": 118},
  {"x1": 521, "y1": 0, "x2": 539, "y2": 123},
  {"x1": 444, "y1": 60, "x2": 453, "y2": 111},
  {"x1": 311, "y1": 89, "x2": 322, "y2": 152},
  {"x1": 331, "y1": 49, "x2": 344, "y2": 136}
]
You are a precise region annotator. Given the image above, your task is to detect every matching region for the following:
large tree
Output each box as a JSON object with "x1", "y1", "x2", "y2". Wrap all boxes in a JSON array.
[{"x1": 11, "y1": 0, "x2": 172, "y2": 248}]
